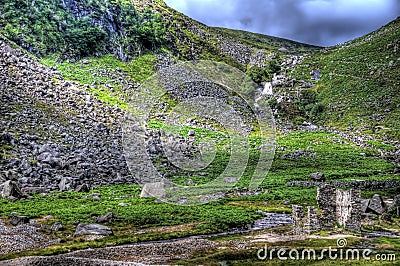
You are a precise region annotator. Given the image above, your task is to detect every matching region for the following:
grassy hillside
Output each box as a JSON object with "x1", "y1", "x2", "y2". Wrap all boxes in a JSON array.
[
  {"x1": 132, "y1": 0, "x2": 320, "y2": 69},
  {"x1": 290, "y1": 17, "x2": 400, "y2": 140}
]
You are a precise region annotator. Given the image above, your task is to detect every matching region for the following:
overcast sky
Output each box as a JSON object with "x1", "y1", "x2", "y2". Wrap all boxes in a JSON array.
[{"x1": 164, "y1": 0, "x2": 400, "y2": 47}]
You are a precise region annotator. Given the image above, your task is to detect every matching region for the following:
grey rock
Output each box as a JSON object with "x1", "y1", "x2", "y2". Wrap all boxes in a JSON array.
[
  {"x1": 37, "y1": 152, "x2": 61, "y2": 167},
  {"x1": 224, "y1": 177, "x2": 238, "y2": 183},
  {"x1": 184, "y1": 179, "x2": 196, "y2": 185},
  {"x1": 96, "y1": 212, "x2": 116, "y2": 224},
  {"x1": 368, "y1": 194, "x2": 386, "y2": 214},
  {"x1": 58, "y1": 176, "x2": 72, "y2": 192},
  {"x1": 85, "y1": 193, "x2": 101, "y2": 200},
  {"x1": 0, "y1": 180, "x2": 24, "y2": 199},
  {"x1": 10, "y1": 213, "x2": 29, "y2": 226},
  {"x1": 140, "y1": 182, "x2": 166, "y2": 198},
  {"x1": 75, "y1": 184, "x2": 90, "y2": 193},
  {"x1": 50, "y1": 222, "x2": 64, "y2": 232},
  {"x1": 0, "y1": 132, "x2": 14, "y2": 144},
  {"x1": 74, "y1": 223, "x2": 113, "y2": 237},
  {"x1": 0, "y1": 172, "x2": 5, "y2": 183},
  {"x1": 310, "y1": 172, "x2": 325, "y2": 182},
  {"x1": 3, "y1": 170, "x2": 19, "y2": 181},
  {"x1": 382, "y1": 195, "x2": 400, "y2": 219},
  {"x1": 361, "y1": 199, "x2": 370, "y2": 213}
]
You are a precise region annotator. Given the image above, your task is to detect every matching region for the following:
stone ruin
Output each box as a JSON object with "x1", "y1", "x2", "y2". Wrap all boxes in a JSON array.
[
  {"x1": 292, "y1": 185, "x2": 362, "y2": 234},
  {"x1": 292, "y1": 205, "x2": 320, "y2": 235}
]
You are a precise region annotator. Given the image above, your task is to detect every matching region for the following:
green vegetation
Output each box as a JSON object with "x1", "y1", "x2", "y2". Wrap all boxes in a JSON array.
[
  {"x1": 290, "y1": 17, "x2": 400, "y2": 140},
  {"x1": 2, "y1": 130, "x2": 392, "y2": 245},
  {"x1": 41, "y1": 54, "x2": 158, "y2": 109},
  {"x1": 0, "y1": 185, "x2": 259, "y2": 231},
  {"x1": 1, "y1": 0, "x2": 399, "y2": 263},
  {"x1": 273, "y1": 87, "x2": 325, "y2": 123},
  {"x1": 0, "y1": 0, "x2": 166, "y2": 59},
  {"x1": 213, "y1": 27, "x2": 322, "y2": 53},
  {"x1": 247, "y1": 58, "x2": 282, "y2": 83}
]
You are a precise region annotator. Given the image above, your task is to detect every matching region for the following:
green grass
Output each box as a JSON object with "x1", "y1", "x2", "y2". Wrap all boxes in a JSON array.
[
  {"x1": 174, "y1": 236, "x2": 399, "y2": 265},
  {"x1": 41, "y1": 54, "x2": 158, "y2": 109},
  {"x1": 1, "y1": 130, "x2": 399, "y2": 261},
  {"x1": 41, "y1": 54, "x2": 157, "y2": 84},
  {"x1": 289, "y1": 18, "x2": 400, "y2": 140},
  {"x1": 0, "y1": 184, "x2": 259, "y2": 231}
]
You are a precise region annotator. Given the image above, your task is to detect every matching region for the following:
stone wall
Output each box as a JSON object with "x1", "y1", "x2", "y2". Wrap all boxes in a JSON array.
[
  {"x1": 338, "y1": 189, "x2": 361, "y2": 232},
  {"x1": 317, "y1": 185, "x2": 337, "y2": 228},
  {"x1": 292, "y1": 205, "x2": 320, "y2": 235},
  {"x1": 293, "y1": 185, "x2": 361, "y2": 234}
]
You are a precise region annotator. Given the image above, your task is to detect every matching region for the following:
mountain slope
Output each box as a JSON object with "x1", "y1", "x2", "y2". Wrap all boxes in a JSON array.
[
  {"x1": 0, "y1": 0, "x2": 320, "y2": 68},
  {"x1": 287, "y1": 17, "x2": 400, "y2": 140},
  {"x1": 0, "y1": 0, "x2": 166, "y2": 61},
  {"x1": 0, "y1": 34, "x2": 132, "y2": 192},
  {"x1": 132, "y1": 0, "x2": 320, "y2": 69}
]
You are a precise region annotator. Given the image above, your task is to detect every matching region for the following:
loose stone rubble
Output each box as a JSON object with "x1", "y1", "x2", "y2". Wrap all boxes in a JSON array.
[{"x1": 0, "y1": 36, "x2": 133, "y2": 193}]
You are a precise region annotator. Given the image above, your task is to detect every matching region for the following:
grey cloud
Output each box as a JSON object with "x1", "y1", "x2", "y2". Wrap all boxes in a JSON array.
[{"x1": 165, "y1": 0, "x2": 400, "y2": 46}]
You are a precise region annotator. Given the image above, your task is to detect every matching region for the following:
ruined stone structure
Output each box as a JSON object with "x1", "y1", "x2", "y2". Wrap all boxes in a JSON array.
[
  {"x1": 292, "y1": 205, "x2": 320, "y2": 235},
  {"x1": 316, "y1": 185, "x2": 337, "y2": 227},
  {"x1": 335, "y1": 189, "x2": 361, "y2": 232},
  {"x1": 293, "y1": 185, "x2": 361, "y2": 234}
]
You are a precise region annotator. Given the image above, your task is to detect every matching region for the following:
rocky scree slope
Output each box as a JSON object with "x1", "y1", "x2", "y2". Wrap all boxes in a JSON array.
[{"x1": 0, "y1": 36, "x2": 132, "y2": 194}]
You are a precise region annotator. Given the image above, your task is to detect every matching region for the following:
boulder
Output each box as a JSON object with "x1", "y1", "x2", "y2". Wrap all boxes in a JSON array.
[
  {"x1": 10, "y1": 213, "x2": 29, "y2": 226},
  {"x1": 140, "y1": 182, "x2": 166, "y2": 198},
  {"x1": 361, "y1": 199, "x2": 370, "y2": 213},
  {"x1": 74, "y1": 223, "x2": 113, "y2": 237},
  {"x1": 382, "y1": 195, "x2": 400, "y2": 220},
  {"x1": 0, "y1": 132, "x2": 14, "y2": 145},
  {"x1": 310, "y1": 172, "x2": 325, "y2": 182},
  {"x1": 0, "y1": 172, "x2": 5, "y2": 183},
  {"x1": 184, "y1": 179, "x2": 196, "y2": 185},
  {"x1": 50, "y1": 222, "x2": 64, "y2": 232},
  {"x1": 37, "y1": 152, "x2": 61, "y2": 167},
  {"x1": 224, "y1": 177, "x2": 238, "y2": 183},
  {"x1": 75, "y1": 183, "x2": 90, "y2": 193},
  {"x1": 0, "y1": 180, "x2": 24, "y2": 199},
  {"x1": 96, "y1": 212, "x2": 116, "y2": 224},
  {"x1": 58, "y1": 176, "x2": 72, "y2": 191},
  {"x1": 368, "y1": 194, "x2": 386, "y2": 214}
]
